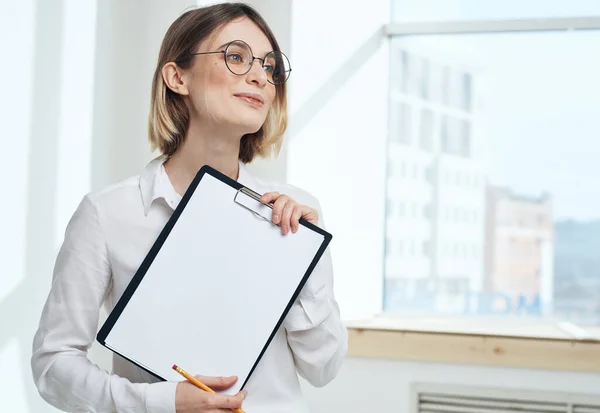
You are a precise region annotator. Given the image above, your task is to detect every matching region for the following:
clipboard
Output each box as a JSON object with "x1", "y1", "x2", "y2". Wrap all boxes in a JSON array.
[{"x1": 96, "y1": 164, "x2": 332, "y2": 394}]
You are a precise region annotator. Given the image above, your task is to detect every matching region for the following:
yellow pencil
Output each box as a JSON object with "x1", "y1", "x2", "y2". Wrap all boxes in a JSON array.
[{"x1": 172, "y1": 364, "x2": 246, "y2": 413}]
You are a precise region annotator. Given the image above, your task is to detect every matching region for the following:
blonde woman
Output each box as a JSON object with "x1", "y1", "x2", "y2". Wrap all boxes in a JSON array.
[{"x1": 31, "y1": 3, "x2": 347, "y2": 413}]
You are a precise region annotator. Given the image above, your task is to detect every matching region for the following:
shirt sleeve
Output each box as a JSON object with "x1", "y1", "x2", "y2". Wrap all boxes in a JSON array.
[
  {"x1": 282, "y1": 196, "x2": 348, "y2": 387},
  {"x1": 30, "y1": 194, "x2": 178, "y2": 413}
]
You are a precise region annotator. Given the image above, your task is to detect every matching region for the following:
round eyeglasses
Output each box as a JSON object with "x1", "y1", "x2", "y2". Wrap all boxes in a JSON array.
[{"x1": 186, "y1": 40, "x2": 292, "y2": 85}]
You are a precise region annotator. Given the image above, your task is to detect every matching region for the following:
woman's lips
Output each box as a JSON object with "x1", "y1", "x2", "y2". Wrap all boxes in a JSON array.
[{"x1": 234, "y1": 93, "x2": 264, "y2": 108}]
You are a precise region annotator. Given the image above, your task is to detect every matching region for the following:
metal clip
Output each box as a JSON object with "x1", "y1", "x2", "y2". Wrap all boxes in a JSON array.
[{"x1": 233, "y1": 187, "x2": 275, "y2": 226}]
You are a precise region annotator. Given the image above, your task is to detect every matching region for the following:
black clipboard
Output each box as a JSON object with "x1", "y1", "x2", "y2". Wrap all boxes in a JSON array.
[{"x1": 96, "y1": 165, "x2": 332, "y2": 391}]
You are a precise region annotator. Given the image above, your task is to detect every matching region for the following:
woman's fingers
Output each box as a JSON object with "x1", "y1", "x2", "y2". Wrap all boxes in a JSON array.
[
  {"x1": 194, "y1": 375, "x2": 237, "y2": 390},
  {"x1": 258, "y1": 191, "x2": 319, "y2": 233},
  {"x1": 290, "y1": 205, "x2": 304, "y2": 233},
  {"x1": 204, "y1": 390, "x2": 247, "y2": 411},
  {"x1": 280, "y1": 200, "x2": 295, "y2": 234},
  {"x1": 259, "y1": 191, "x2": 280, "y2": 205},
  {"x1": 260, "y1": 192, "x2": 283, "y2": 225},
  {"x1": 271, "y1": 195, "x2": 289, "y2": 227}
]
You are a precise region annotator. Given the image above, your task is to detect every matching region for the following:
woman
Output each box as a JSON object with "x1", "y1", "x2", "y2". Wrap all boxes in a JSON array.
[{"x1": 31, "y1": 3, "x2": 347, "y2": 413}]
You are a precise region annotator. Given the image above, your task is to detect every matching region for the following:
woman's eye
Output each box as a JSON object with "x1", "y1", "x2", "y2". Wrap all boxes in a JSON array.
[
  {"x1": 263, "y1": 64, "x2": 274, "y2": 73},
  {"x1": 227, "y1": 53, "x2": 244, "y2": 64}
]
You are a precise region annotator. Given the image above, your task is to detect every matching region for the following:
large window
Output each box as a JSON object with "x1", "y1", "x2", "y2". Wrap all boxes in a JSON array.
[{"x1": 383, "y1": 2, "x2": 600, "y2": 325}]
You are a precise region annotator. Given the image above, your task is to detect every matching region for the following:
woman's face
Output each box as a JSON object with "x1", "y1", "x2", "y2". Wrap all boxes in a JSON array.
[{"x1": 185, "y1": 17, "x2": 277, "y2": 136}]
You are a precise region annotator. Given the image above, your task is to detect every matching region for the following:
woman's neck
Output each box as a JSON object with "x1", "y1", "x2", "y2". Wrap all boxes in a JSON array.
[{"x1": 164, "y1": 123, "x2": 241, "y2": 196}]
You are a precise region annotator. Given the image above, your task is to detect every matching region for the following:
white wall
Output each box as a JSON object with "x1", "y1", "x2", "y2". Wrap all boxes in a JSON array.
[
  {"x1": 301, "y1": 357, "x2": 600, "y2": 413},
  {"x1": 1, "y1": 0, "x2": 85, "y2": 411},
  {"x1": 286, "y1": 0, "x2": 389, "y2": 320},
  {"x1": 91, "y1": 0, "x2": 200, "y2": 190}
]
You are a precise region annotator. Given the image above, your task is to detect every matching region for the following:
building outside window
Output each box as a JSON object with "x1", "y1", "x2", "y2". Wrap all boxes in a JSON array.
[{"x1": 383, "y1": 0, "x2": 600, "y2": 324}]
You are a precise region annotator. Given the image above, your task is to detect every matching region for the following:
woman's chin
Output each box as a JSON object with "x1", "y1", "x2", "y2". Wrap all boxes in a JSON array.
[{"x1": 233, "y1": 118, "x2": 266, "y2": 136}]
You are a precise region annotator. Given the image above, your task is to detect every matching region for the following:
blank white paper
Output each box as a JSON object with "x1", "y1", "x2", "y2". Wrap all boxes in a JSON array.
[{"x1": 102, "y1": 173, "x2": 326, "y2": 395}]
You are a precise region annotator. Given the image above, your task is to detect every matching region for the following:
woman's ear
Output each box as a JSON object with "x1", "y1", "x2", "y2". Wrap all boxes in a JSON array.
[{"x1": 162, "y1": 62, "x2": 189, "y2": 96}]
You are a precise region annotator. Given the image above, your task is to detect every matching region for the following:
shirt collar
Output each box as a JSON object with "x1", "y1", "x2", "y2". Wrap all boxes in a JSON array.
[
  {"x1": 139, "y1": 156, "x2": 260, "y2": 216},
  {"x1": 236, "y1": 159, "x2": 260, "y2": 190}
]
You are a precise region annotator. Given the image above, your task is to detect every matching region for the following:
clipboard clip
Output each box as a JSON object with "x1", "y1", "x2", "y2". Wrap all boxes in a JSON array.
[{"x1": 233, "y1": 187, "x2": 276, "y2": 226}]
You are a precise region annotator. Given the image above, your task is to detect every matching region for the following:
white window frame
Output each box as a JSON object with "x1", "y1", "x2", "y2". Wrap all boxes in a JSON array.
[
  {"x1": 385, "y1": 16, "x2": 600, "y2": 36},
  {"x1": 378, "y1": 15, "x2": 600, "y2": 330}
]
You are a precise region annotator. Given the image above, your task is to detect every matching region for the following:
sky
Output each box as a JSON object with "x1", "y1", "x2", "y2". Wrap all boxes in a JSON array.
[{"x1": 393, "y1": 0, "x2": 600, "y2": 221}]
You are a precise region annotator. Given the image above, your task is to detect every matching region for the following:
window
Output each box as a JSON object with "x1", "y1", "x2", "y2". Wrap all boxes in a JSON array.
[
  {"x1": 419, "y1": 109, "x2": 434, "y2": 151},
  {"x1": 424, "y1": 204, "x2": 432, "y2": 218},
  {"x1": 398, "y1": 201, "x2": 405, "y2": 218},
  {"x1": 423, "y1": 240, "x2": 431, "y2": 257},
  {"x1": 406, "y1": 54, "x2": 426, "y2": 98},
  {"x1": 442, "y1": 66, "x2": 451, "y2": 106},
  {"x1": 384, "y1": 11, "x2": 600, "y2": 326},
  {"x1": 448, "y1": 69, "x2": 470, "y2": 111},
  {"x1": 461, "y1": 125, "x2": 471, "y2": 157},
  {"x1": 389, "y1": 100, "x2": 412, "y2": 144},
  {"x1": 463, "y1": 73, "x2": 472, "y2": 112},
  {"x1": 441, "y1": 115, "x2": 471, "y2": 157},
  {"x1": 400, "y1": 50, "x2": 409, "y2": 93},
  {"x1": 391, "y1": 49, "x2": 407, "y2": 93},
  {"x1": 412, "y1": 203, "x2": 419, "y2": 218},
  {"x1": 428, "y1": 63, "x2": 444, "y2": 103},
  {"x1": 421, "y1": 58, "x2": 430, "y2": 99}
]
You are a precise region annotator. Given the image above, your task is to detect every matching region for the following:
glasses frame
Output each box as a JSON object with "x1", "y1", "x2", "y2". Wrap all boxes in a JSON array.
[{"x1": 186, "y1": 39, "x2": 292, "y2": 85}]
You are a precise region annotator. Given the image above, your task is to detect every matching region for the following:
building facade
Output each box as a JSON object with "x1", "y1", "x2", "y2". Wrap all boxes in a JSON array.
[
  {"x1": 384, "y1": 39, "x2": 487, "y2": 313},
  {"x1": 485, "y1": 186, "x2": 554, "y2": 314}
]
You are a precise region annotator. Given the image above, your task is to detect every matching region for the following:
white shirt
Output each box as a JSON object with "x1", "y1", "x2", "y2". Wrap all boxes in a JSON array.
[{"x1": 31, "y1": 156, "x2": 348, "y2": 413}]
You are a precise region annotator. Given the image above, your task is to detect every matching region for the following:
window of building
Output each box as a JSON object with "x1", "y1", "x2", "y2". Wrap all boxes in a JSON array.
[
  {"x1": 384, "y1": 9, "x2": 600, "y2": 326},
  {"x1": 424, "y1": 204, "x2": 432, "y2": 219},
  {"x1": 412, "y1": 203, "x2": 419, "y2": 218},
  {"x1": 389, "y1": 100, "x2": 413, "y2": 144},
  {"x1": 398, "y1": 201, "x2": 405, "y2": 218},
  {"x1": 419, "y1": 108, "x2": 435, "y2": 151}
]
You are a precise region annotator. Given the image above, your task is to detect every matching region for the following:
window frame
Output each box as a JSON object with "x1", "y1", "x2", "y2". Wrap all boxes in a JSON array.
[{"x1": 380, "y1": 15, "x2": 600, "y2": 337}]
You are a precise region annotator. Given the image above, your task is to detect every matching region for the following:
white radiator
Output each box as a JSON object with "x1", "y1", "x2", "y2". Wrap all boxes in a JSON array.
[{"x1": 411, "y1": 383, "x2": 600, "y2": 413}]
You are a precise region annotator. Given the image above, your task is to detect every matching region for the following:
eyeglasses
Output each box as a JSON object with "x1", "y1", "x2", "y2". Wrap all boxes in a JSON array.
[{"x1": 187, "y1": 40, "x2": 292, "y2": 85}]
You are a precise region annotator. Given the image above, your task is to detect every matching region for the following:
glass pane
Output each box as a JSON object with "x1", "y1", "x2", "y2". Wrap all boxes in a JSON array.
[
  {"x1": 383, "y1": 30, "x2": 600, "y2": 325},
  {"x1": 392, "y1": 0, "x2": 600, "y2": 23}
]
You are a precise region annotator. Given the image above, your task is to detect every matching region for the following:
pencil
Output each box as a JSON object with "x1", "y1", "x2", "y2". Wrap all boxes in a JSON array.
[{"x1": 172, "y1": 364, "x2": 246, "y2": 413}]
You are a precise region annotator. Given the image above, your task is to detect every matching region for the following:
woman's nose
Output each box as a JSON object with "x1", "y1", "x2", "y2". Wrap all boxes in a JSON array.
[{"x1": 246, "y1": 58, "x2": 268, "y2": 86}]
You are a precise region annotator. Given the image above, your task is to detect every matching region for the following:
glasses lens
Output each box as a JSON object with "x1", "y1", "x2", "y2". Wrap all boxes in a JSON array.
[
  {"x1": 224, "y1": 41, "x2": 253, "y2": 75},
  {"x1": 264, "y1": 51, "x2": 291, "y2": 85}
]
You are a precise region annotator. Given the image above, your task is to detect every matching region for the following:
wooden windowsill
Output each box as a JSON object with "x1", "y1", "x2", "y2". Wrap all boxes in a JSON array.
[{"x1": 344, "y1": 317, "x2": 600, "y2": 372}]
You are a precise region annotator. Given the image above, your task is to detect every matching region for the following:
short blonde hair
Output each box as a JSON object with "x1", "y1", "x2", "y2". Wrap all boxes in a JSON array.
[{"x1": 148, "y1": 3, "x2": 288, "y2": 163}]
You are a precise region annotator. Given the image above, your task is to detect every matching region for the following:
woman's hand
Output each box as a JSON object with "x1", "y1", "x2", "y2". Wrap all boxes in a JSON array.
[
  {"x1": 175, "y1": 375, "x2": 246, "y2": 413},
  {"x1": 259, "y1": 192, "x2": 319, "y2": 235}
]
